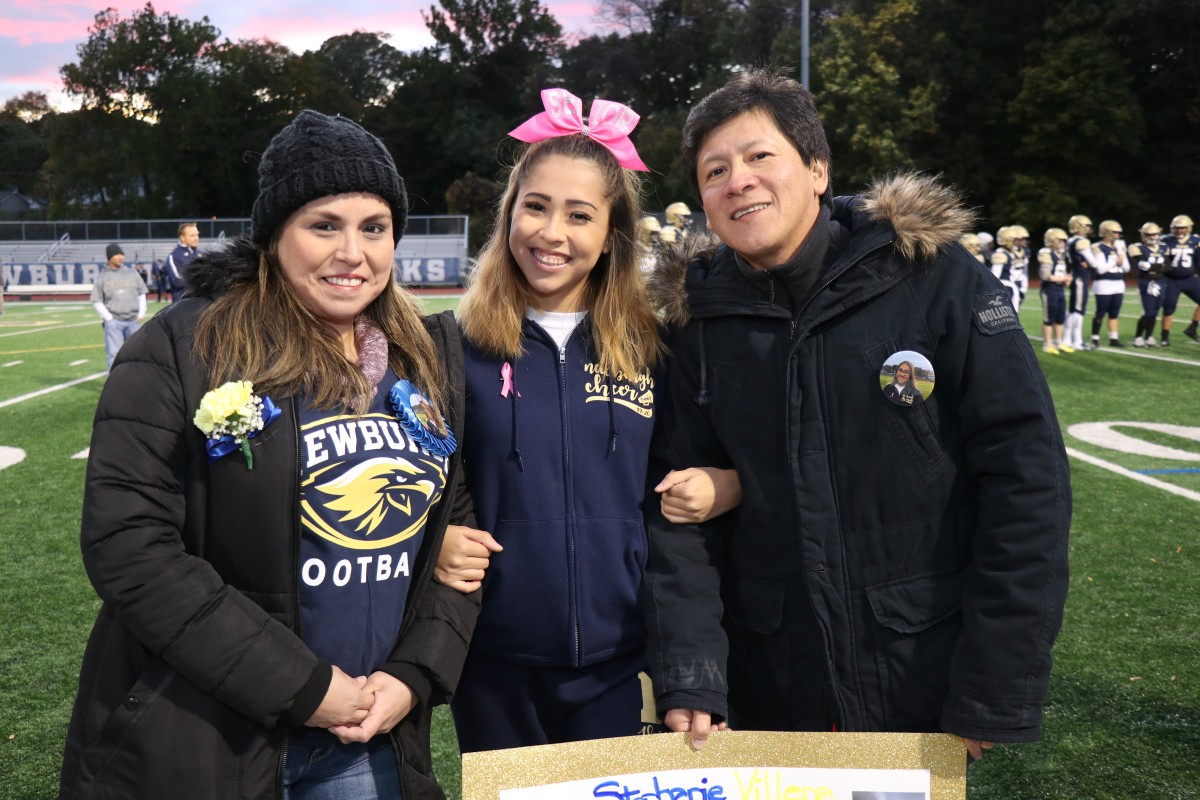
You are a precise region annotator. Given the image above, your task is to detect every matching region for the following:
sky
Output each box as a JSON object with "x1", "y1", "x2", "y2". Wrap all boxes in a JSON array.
[{"x1": 0, "y1": 0, "x2": 602, "y2": 110}]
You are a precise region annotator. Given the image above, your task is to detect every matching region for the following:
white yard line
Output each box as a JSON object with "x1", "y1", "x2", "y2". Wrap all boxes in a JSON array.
[
  {"x1": 0, "y1": 372, "x2": 106, "y2": 409},
  {"x1": 0, "y1": 320, "x2": 106, "y2": 338},
  {"x1": 1066, "y1": 447, "x2": 1200, "y2": 503},
  {"x1": 1028, "y1": 334, "x2": 1200, "y2": 366}
]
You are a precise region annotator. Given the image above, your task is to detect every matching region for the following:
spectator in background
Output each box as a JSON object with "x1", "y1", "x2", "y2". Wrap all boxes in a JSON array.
[
  {"x1": 165, "y1": 222, "x2": 200, "y2": 301},
  {"x1": 90, "y1": 243, "x2": 147, "y2": 371},
  {"x1": 151, "y1": 258, "x2": 168, "y2": 302}
]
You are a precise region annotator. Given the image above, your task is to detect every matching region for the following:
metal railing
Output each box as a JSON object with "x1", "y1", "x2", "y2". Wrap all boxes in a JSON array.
[{"x1": 0, "y1": 216, "x2": 467, "y2": 243}]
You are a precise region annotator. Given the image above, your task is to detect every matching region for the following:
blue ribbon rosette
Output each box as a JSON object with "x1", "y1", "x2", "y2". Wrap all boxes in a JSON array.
[
  {"x1": 204, "y1": 396, "x2": 282, "y2": 467},
  {"x1": 388, "y1": 379, "x2": 457, "y2": 457}
]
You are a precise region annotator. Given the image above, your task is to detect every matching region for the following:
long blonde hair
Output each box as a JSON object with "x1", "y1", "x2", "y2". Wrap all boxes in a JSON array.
[
  {"x1": 194, "y1": 245, "x2": 443, "y2": 416},
  {"x1": 458, "y1": 135, "x2": 661, "y2": 380}
]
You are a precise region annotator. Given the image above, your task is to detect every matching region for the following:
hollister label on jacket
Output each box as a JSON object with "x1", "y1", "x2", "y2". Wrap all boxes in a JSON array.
[{"x1": 973, "y1": 292, "x2": 1023, "y2": 335}]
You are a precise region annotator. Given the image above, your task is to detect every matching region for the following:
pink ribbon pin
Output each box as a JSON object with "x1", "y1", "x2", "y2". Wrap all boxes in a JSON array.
[
  {"x1": 508, "y1": 88, "x2": 649, "y2": 172},
  {"x1": 500, "y1": 362, "x2": 521, "y2": 398}
]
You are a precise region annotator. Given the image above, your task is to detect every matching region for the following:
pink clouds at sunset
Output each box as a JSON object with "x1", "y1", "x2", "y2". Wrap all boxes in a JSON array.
[{"x1": 0, "y1": 0, "x2": 603, "y2": 107}]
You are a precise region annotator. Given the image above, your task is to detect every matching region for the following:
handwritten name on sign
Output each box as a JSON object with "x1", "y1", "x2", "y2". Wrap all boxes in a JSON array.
[
  {"x1": 463, "y1": 731, "x2": 964, "y2": 800},
  {"x1": 505, "y1": 766, "x2": 927, "y2": 799}
]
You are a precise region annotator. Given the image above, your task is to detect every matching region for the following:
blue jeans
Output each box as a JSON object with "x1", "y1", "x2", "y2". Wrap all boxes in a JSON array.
[
  {"x1": 102, "y1": 317, "x2": 141, "y2": 371},
  {"x1": 283, "y1": 732, "x2": 402, "y2": 800}
]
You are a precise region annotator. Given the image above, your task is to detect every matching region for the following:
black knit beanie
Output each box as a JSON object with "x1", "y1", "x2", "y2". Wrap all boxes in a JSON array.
[{"x1": 251, "y1": 110, "x2": 408, "y2": 246}]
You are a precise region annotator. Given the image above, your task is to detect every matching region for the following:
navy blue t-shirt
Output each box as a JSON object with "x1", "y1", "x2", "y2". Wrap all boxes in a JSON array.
[{"x1": 296, "y1": 368, "x2": 448, "y2": 676}]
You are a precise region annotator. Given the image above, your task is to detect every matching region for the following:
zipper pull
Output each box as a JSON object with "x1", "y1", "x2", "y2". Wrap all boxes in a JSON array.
[{"x1": 560, "y1": 344, "x2": 567, "y2": 364}]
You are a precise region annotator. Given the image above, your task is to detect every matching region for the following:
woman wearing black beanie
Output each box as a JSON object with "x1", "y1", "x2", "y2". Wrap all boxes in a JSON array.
[{"x1": 60, "y1": 110, "x2": 480, "y2": 800}]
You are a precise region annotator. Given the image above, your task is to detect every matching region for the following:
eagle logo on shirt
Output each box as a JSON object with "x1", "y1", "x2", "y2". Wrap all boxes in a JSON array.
[{"x1": 300, "y1": 456, "x2": 445, "y2": 550}]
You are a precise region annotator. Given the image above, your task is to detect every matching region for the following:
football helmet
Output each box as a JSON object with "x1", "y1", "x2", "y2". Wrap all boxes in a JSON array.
[
  {"x1": 637, "y1": 215, "x2": 661, "y2": 245},
  {"x1": 658, "y1": 225, "x2": 678, "y2": 244},
  {"x1": 996, "y1": 226, "x2": 1017, "y2": 249},
  {"x1": 665, "y1": 202, "x2": 692, "y2": 230},
  {"x1": 1010, "y1": 224, "x2": 1030, "y2": 242},
  {"x1": 960, "y1": 232, "x2": 981, "y2": 254},
  {"x1": 1068, "y1": 215, "x2": 1093, "y2": 236},
  {"x1": 1044, "y1": 228, "x2": 1068, "y2": 248},
  {"x1": 1098, "y1": 220, "x2": 1123, "y2": 243},
  {"x1": 1139, "y1": 222, "x2": 1161, "y2": 243},
  {"x1": 1170, "y1": 214, "x2": 1194, "y2": 236}
]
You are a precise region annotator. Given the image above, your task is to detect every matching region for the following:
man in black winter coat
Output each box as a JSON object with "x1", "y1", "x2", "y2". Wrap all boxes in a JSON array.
[{"x1": 644, "y1": 69, "x2": 1070, "y2": 763}]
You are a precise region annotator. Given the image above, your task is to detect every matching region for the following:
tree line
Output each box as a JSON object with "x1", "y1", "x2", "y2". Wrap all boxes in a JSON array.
[{"x1": 1, "y1": 0, "x2": 1195, "y2": 248}]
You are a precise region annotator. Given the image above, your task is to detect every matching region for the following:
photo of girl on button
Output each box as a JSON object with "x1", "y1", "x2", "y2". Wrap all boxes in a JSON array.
[{"x1": 881, "y1": 351, "x2": 934, "y2": 406}]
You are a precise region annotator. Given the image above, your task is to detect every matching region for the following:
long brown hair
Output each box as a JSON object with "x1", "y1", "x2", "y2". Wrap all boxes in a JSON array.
[
  {"x1": 458, "y1": 135, "x2": 660, "y2": 380},
  {"x1": 193, "y1": 246, "x2": 443, "y2": 416}
]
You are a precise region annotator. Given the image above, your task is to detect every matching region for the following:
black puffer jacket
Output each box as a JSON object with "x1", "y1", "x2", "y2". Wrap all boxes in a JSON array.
[
  {"x1": 644, "y1": 173, "x2": 1070, "y2": 742},
  {"x1": 60, "y1": 238, "x2": 479, "y2": 800}
]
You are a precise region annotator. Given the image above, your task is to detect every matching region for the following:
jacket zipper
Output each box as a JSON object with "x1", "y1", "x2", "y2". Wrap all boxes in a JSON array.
[
  {"x1": 558, "y1": 336, "x2": 582, "y2": 666},
  {"x1": 783, "y1": 239, "x2": 892, "y2": 731},
  {"x1": 278, "y1": 397, "x2": 304, "y2": 798}
]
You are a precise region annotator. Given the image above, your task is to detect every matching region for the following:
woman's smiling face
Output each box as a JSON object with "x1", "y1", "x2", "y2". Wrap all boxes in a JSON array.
[
  {"x1": 508, "y1": 154, "x2": 612, "y2": 312},
  {"x1": 275, "y1": 192, "x2": 395, "y2": 341}
]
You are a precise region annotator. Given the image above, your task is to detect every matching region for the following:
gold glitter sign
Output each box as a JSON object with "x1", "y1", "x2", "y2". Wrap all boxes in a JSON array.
[{"x1": 463, "y1": 731, "x2": 965, "y2": 800}]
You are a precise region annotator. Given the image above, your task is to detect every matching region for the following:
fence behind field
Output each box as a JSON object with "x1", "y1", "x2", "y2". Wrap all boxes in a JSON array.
[{"x1": 0, "y1": 216, "x2": 470, "y2": 297}]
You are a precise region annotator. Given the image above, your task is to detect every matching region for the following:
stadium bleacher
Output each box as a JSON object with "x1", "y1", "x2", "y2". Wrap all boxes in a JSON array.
[{"x1": 1, "y1": 217, "x2": 470, "y2": 299}]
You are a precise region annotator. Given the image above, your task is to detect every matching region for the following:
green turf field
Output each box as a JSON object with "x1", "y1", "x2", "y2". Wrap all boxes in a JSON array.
[{"x1": 2, "y1": 290, "x2": 1198, "y2": 798}]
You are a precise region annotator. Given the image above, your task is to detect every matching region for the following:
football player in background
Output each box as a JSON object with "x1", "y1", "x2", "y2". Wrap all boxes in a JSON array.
[
  {"x1": 1090, "y1": 220, "x2": 1129, "y2": 348},
  {"x1": 665, "y1": 201, "x2": 693, "y2": 241},
  {"x1": 961, "y1": 233, "x2": 986, "y2": 265},
  {"x1": 991, "y1": 226, "x2": 1025, "y2": 311},
  {"x1": 1065, "y1": 214, "x2": 1103, "y2": 350},
  {"x1": 1005, "y1": 225, "x2": 1031, "y2": 310},
  {"x1": 1129, "y1": 222, "x2": 1168, "y2": 347},
  {"x1": 1160, "y1": 215, "x2": 1200, "y2": 345},
  {"x1": 637, "y1": 215, "x2": 663, "y2": 275},
  {"x1": 977, "y1": 231, "x2": 995, "y2": 262},
  {"x1": 1038, "y1": 228, "x2": 1074, "y2": 354}
]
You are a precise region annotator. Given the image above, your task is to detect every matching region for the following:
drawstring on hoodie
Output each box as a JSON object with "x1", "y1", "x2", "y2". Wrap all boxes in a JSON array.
[
  {"x1": 605, "y1": 373, "x2": 619, "y2": 454},
  {"x1": 694, "y1": 319, "x2": 711, "y2": 407},
  {"x1": 500, "y1": 362, "x2": 525, "y2": 471},
  {"x1": 509, "y1": 387, "x2": 524, "y2": 471}
]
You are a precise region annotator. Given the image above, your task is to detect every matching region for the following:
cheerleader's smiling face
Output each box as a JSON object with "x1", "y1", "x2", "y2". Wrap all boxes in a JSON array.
[{"x1": 509, "y1": 154, "x2": 612, "y2": 313}]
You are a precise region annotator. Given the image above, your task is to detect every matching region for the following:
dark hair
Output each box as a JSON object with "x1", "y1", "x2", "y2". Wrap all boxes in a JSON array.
[{"x1": 681, "y1": 69, "x2": 832, "y2": 204}]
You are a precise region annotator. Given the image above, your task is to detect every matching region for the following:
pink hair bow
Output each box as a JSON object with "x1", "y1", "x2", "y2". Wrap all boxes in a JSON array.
[{"x1": 509, "y1": 88, "x2": 649, "y2": 172}]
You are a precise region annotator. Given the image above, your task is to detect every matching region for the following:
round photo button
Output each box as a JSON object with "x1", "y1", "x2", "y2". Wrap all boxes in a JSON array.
[{"x1": 880, "y1": 350, "x2": 934, "y2": 407}]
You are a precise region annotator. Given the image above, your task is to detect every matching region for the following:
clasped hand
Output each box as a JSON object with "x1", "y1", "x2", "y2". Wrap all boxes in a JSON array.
[{"x1": 306, "y1": 665, "x2": 416, "y2": 744}]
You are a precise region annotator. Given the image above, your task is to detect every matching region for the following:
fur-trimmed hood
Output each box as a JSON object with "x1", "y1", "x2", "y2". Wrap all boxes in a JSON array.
[
  {"x1": 182, "y1": 234, "x2": 263, "y2": 299},
  {"x1": 649, "y1": 171, "x2": 976, "y2": 326}
]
